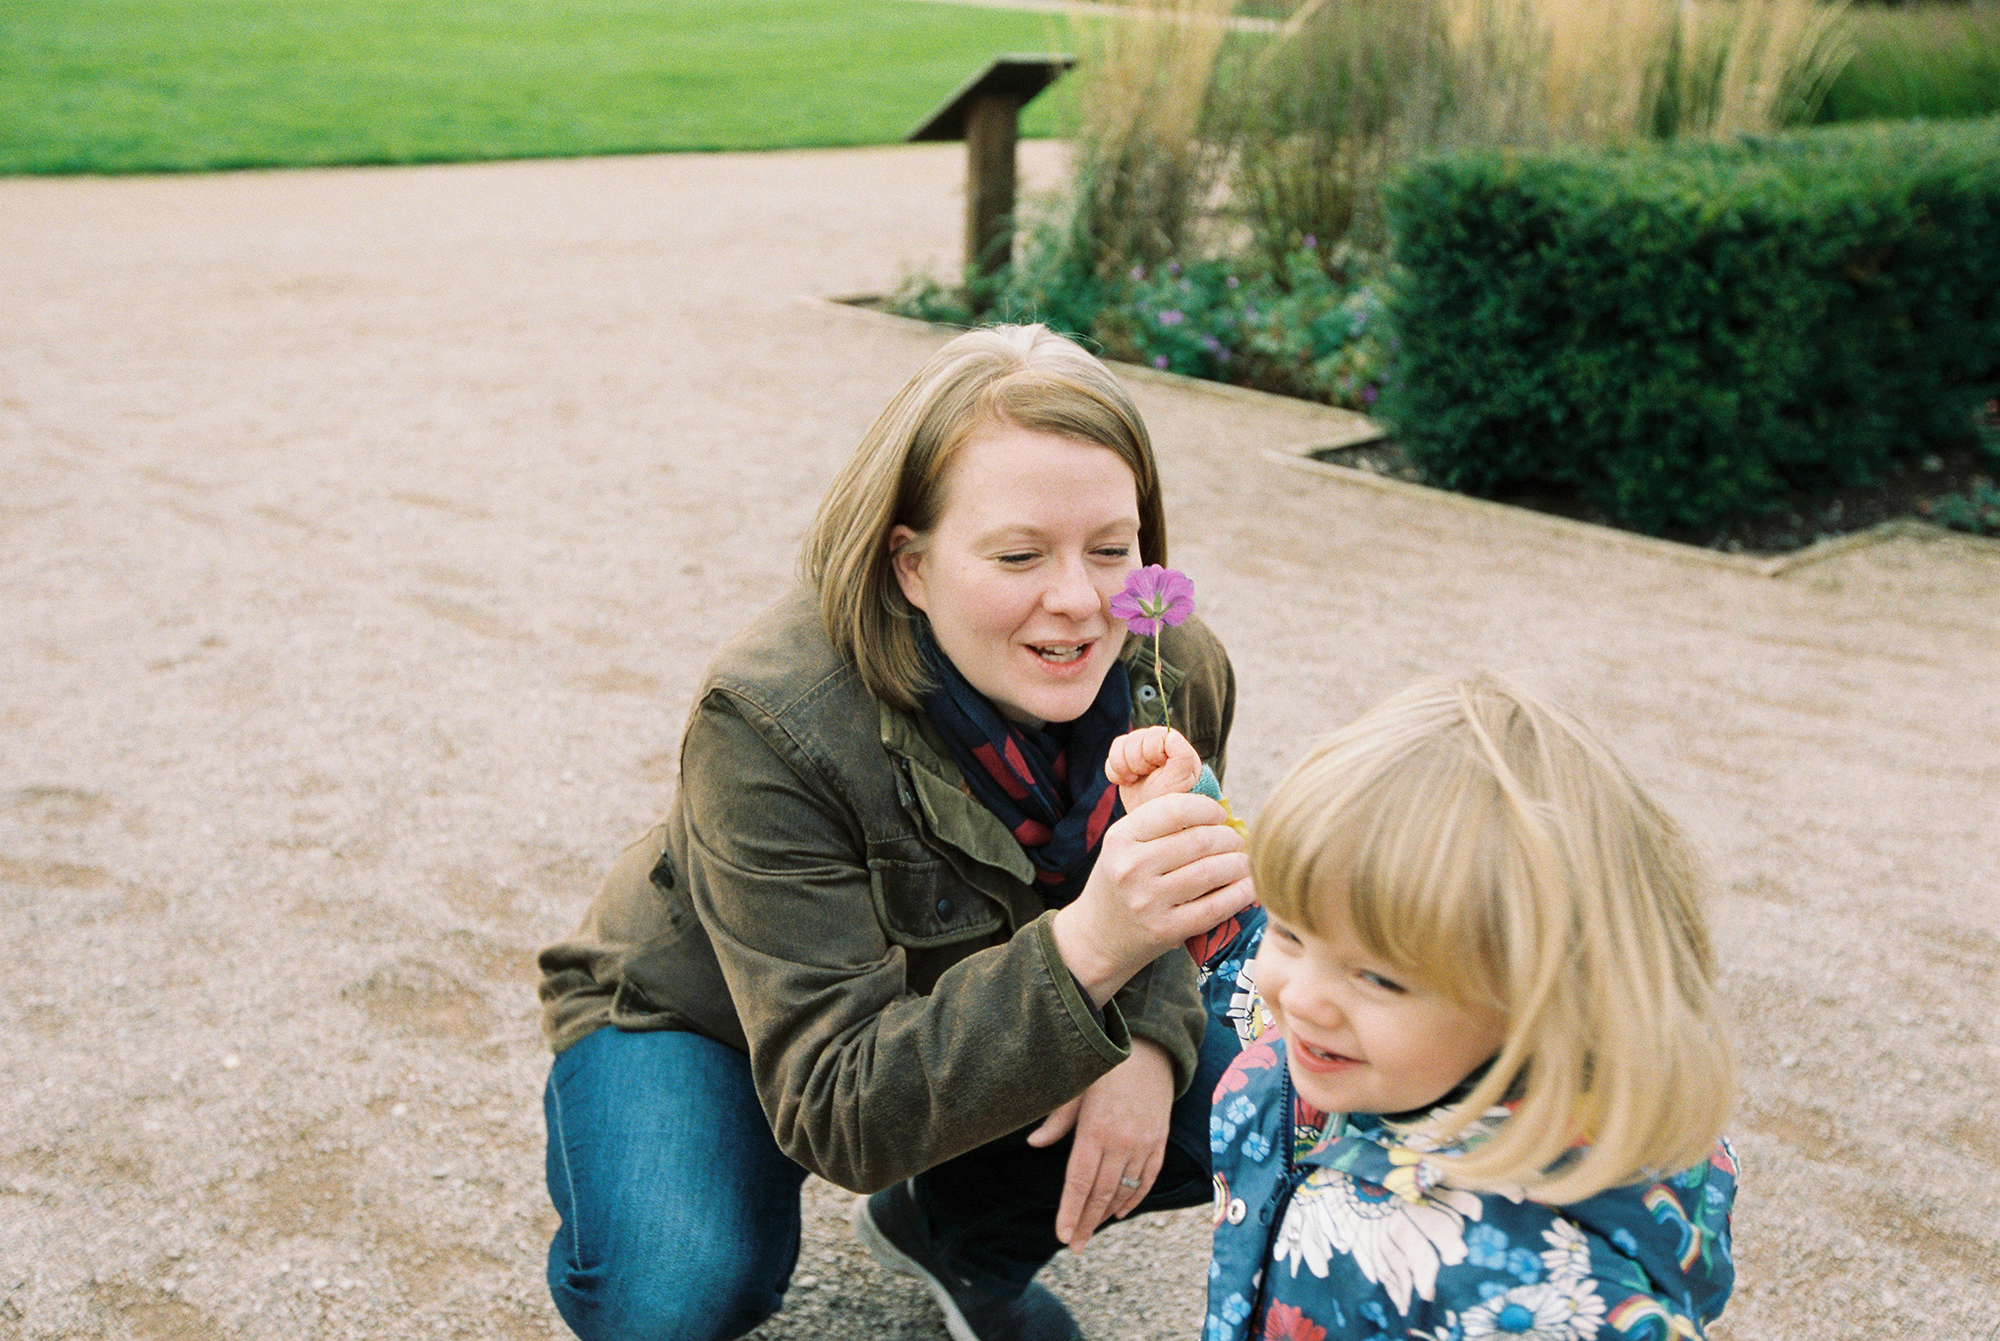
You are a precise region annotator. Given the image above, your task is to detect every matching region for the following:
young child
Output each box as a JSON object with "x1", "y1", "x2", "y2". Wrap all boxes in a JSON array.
[{"x1": 1111, "y1": 678, "x2": 1739, "y2": 1341}]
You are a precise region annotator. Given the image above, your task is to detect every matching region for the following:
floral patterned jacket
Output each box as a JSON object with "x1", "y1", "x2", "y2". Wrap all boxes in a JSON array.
[{"x1": 1201, "y1": 958, "x2": 1739, "y2": 1341}]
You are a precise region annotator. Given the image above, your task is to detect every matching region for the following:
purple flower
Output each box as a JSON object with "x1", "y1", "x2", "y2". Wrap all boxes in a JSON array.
[
  {"x1": 1158, "y1": 309, "x2": 1185, "y2": 327},
  {"x1": 1303, "y1": 233, "x2": 1317, "y2": 250},
  {"x1": 1153, "y1": 355, "x2": 1170, "y2": 370},
  {"x1": 1111, "y1": 565, "x2": 1196, "y2": 636},
  {"x1": 1130, "y1": 265, "x2": 1146, "y2": 281},
  {"x1": 1362, "y1": 384, "x2": 1379, "y2": 404}
]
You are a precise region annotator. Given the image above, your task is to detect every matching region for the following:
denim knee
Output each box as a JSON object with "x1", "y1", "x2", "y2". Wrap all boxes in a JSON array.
[{"x1": 550, "y1": 1234, "x2": 792, "y2": 1341}]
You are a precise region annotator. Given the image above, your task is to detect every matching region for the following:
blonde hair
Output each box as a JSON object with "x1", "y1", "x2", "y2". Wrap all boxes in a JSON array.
[
  {"x1": 1249, "y1": 674, "x2": 1734, "y2": 1203},
  {"x1": 799, "y1": 325, "x2": 1167, "y2": 711}
]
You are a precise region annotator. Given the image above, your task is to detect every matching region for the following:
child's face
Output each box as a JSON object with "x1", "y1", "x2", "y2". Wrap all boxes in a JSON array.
[{"x1": 1254, "y1": 905, "x2": 1506, "y2": 1117}]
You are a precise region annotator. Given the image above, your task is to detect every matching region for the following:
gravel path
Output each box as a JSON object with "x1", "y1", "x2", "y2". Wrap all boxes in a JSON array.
[{"x1": 2, "y1": 142, "x2": 1996, "y2": 1341}]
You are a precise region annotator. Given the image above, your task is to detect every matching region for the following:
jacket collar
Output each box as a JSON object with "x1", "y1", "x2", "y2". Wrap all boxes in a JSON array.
[{"x1": 875, "y1": 637, "x2": 1188, "y2": 891}]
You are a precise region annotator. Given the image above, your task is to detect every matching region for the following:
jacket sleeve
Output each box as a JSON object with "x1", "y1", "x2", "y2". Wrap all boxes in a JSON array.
[{"x1": 676, "y1": 689, "x2": 1140, "y2": 1194}]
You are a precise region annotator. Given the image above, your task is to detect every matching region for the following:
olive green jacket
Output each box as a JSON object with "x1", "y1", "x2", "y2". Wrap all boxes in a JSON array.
[{"x1": 536, "y1": 587, "x2": 1236, "y2": 1194}]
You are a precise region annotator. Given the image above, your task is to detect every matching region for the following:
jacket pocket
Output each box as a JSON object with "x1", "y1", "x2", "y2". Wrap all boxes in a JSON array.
[{"x1": 868, "y1": 854, "x2": 1004, "y2": 949}]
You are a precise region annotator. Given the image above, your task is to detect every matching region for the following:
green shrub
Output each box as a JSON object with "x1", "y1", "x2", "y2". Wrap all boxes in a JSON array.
[
  {"x1": 889, "y1": 235, "x2": 1397, "y2": 411},
  {"x1": 1383, "y1": 117, "x2": 2000, "y2": 534}
]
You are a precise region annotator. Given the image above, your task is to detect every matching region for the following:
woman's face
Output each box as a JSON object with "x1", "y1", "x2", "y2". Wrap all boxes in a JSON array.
[{"x1": 890, "y1": 423, "x2": 1142, "y2": 728}]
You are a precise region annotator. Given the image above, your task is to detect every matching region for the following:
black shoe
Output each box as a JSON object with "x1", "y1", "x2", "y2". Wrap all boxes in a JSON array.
[{"x1": 853, "y1": 1181, "x2": 1083, "y2": 1341}]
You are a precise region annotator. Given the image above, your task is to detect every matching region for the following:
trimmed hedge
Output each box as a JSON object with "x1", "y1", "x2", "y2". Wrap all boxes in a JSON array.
[{"x1": 1383, "y1": 118, "x2": 2000, "y2": 535}]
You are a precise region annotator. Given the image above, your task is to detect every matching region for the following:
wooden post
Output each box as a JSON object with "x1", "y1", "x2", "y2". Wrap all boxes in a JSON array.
[
  {"x1": 964, "y1": 92, "x2": 1025, "y2": 275},
  {"x1": 907, "y1": 56, "x2": 1075, "y2": 282}
]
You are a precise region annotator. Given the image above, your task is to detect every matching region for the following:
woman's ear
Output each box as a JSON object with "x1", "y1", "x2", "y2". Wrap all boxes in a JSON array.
[{"x1": 888, "y1": 525, "x2": 929, "y2": 613}]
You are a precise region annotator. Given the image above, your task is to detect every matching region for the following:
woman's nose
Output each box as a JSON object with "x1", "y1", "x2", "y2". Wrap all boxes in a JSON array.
[{"x1": 1041, "y1": 558, "x2": 1101, "y2": 619}]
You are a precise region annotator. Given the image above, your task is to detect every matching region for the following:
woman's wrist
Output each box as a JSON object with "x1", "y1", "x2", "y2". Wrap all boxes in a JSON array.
[{"x1": 1050, "y1": 903, "x2": 1132, "y2": 1008}]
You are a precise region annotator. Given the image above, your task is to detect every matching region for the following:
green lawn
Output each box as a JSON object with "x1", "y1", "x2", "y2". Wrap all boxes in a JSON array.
[
  {"x1": 1818, "y1": 2, "x2": 2000, "y2": 124},
  {"x1": 0, "y1": 0, "x2": 1085, "y2": 174}
]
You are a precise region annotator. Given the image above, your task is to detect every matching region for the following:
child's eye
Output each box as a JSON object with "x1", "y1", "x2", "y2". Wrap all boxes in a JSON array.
[{"x1": 1360, "y1": 970, "x2": 1406, "y2": 994}]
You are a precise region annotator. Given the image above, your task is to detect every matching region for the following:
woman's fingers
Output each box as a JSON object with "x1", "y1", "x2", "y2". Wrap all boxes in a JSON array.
[
  {"x1": 1025, "y1": 1097, "x2": 1082, "y2": 1149},
  {"x1": 1109, "y1": 790, "x2": 1234, "y2": 842},
  {"x1": 1163, "y1": 873, "x2": 1259, "y2": 941},
  {"x1": 1051, "y1": 796, "x2": 1251, "y2": 1000},
  {"x1": 1053, "y1": 1046, "x2": 1174, "y2": 1250}
]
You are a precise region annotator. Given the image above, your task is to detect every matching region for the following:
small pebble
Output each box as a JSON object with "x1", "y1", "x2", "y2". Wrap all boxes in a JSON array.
[
  {"x1": 795, "y1": 1275, "x2": 817, "y2": 1290},
  {"x1": 221, "y1": 1055, "x2": 240, "y2": 1071},
  {"x1": 1779, "y1": 1054, "x2": 1798, "y2": 1068},
  {"x1": 391, "y1": 1103, "x2": 408, "y2": 1118}
]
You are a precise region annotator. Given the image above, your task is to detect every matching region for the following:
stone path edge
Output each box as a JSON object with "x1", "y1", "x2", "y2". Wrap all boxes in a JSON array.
[{"x1": 820, "y1": 296, "x2": 1987, "y2": 580}]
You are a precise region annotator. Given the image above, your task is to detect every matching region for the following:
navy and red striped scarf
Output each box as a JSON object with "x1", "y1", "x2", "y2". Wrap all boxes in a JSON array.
[{"x1": 915, "y1": 623, "x2": 1131, "y2": 908}]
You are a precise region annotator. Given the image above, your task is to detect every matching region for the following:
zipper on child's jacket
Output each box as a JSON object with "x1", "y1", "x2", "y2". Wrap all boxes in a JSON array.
[{"x1": 1237, "y1": 1059, "x2": 1309, "y2": 1341}]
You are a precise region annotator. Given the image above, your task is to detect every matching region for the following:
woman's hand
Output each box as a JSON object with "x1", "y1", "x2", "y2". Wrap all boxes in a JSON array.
[
  {"x1": 1051, "y1": 792, "x2": 1255, "y2": 1005},
  {"x1": 1025, "y1": 1039, "x2": 1176, "y2": 1251},
  {"x1": 1105, "y1": 725, "x2": 1204, "y2": 811}
]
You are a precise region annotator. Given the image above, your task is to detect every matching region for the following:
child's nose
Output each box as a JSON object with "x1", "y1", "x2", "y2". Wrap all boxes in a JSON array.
[{"x1": 1279, "y1": 975, "x2": 1344, "y2": 1029}]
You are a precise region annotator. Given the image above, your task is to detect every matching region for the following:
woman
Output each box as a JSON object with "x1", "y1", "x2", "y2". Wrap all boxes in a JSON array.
[{"x1": 536, "y1": 325, "x2": 1255, "y2": 1341}]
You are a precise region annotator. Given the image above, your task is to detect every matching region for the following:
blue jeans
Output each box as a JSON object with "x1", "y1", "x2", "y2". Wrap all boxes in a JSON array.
[
  {"x1": 544, "y1": 1028, "x2": 809, "y2": 1341},
  {"x1": 543, "y1": 1020, "x2": 1241, "y2": 1341}
]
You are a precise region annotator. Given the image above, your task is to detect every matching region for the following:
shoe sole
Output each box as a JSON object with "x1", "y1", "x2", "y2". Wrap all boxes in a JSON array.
[{"x1": 851, "y1": 1191, "x2": 983, "y2": 1341}]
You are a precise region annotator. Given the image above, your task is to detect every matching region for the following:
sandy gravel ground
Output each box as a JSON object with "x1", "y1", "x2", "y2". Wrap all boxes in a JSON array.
[{"x1": 2, "y1": 141, "x2": 1996, "y2": 1341}]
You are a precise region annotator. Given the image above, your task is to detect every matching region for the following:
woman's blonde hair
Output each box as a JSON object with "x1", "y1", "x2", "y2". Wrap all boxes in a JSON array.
[
  {"x1": 799, "y1": 325, "x2": 1167, "y2": 710},
  {"x1": 1249, "y1": 674, "x2": 1734, "y2": 1203}
]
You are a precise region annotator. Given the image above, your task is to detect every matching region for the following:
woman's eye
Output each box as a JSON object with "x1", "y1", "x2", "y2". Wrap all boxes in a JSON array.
[
  {"x1": 996, "y1": 552, "x2": 1037, "y2": 566},
  {"x1": 1093, "y1": 545, "x2": 1133, "y2": 561}
]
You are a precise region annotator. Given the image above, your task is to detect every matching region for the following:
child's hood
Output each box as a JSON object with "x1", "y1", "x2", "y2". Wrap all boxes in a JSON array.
[{"x1": 1556, "y1": 1139, "x2": 1740, "y2": 1325}]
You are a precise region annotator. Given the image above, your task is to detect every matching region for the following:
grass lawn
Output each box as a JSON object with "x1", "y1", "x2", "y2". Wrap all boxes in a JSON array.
[
  {"x1": 1818, "y1": 2, "x2": 2000, "y2": 124},
  {"x1": 0, "y1": 0, "x2": 1086, "y2": 174}
]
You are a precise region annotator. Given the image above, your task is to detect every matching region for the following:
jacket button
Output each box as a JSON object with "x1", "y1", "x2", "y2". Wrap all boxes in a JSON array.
[
  {"x1": 935, "y1": 898, "x2": 954, "y2": 920},
  {"x1": 1226, "y1": 1197, "x2": 1247, "y2": 1225}
]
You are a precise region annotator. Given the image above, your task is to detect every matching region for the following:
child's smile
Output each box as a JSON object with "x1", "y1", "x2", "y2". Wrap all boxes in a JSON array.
[{"x1": 1253, "y1": 908, "x2": 1506, "y2": 1117}]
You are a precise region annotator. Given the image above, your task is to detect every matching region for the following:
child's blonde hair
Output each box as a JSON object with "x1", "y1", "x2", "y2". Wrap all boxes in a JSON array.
[{"x1": 1249, "y1": 674, "x2": 1734, "y2": 1204}]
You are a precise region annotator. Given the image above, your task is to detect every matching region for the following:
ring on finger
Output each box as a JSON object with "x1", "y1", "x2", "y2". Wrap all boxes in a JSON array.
[{"x1": 1118, "y1": 1176, "x2": 1143, "y2": 1190}]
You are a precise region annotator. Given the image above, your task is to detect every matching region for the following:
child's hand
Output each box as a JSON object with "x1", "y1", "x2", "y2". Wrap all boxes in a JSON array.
[{"x1": 1106, "y1": 726, "x2": 1204, "y2": 811}]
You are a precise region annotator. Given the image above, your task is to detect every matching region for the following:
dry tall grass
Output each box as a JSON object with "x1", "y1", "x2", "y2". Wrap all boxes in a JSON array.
[
  {"x1": 1053, "y1": 0, "x2": 1855, "y2": 267},
  {"x1": 1061, "y1": 0, "x2": 1236, "y2": 276}
]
